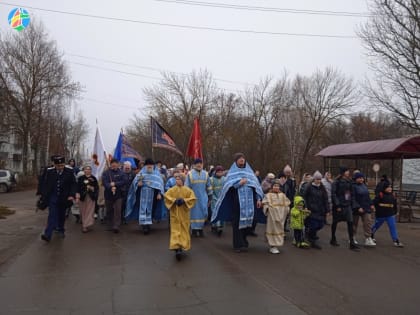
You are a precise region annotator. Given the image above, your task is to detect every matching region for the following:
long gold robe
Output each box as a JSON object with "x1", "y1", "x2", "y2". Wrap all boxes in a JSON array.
[
  {"x1": 164, "y1": 185, "x2": 197, "y2": 251},
  {"x1": 263, "y1": 192, "x2": 290, "y2": 247}
]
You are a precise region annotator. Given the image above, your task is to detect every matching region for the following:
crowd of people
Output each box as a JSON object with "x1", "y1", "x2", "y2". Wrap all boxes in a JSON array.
[{"x1": 36, "y1": 153, "x2": 404, "y2": 261}]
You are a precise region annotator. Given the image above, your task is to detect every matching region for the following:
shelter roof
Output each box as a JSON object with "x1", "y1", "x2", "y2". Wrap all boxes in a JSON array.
[{"x1": 316, "y1": 135, "x2": 420, "y2": 160}]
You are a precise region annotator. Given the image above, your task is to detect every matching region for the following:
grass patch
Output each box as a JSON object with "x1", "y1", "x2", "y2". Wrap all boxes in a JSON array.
[{"x1": 0, "y1": 205, "x2": 15, "y2": 219}]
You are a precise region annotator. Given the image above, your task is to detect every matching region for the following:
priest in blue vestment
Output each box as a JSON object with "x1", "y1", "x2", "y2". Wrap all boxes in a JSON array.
[
  {"x1": 211, "y1": 153, "x2": 264, "y2": 252},
  {"x1": 185, "y1": 158, "x2": 212, "y2": 237},
  {"x1": 125, "y1": 158, "x2": 165, "y2": 234}
]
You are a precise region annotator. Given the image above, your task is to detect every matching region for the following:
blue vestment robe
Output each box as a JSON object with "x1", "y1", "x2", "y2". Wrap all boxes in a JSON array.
[
  {"x1": 185, "y1": 169, "x2": 212, "y2": 229},
  {"x1": 211, "y1": 162, "x2": 264, "y2": 229},
  {"x1": 125, "y1": 166, "x2": 165, "y2": 224}
]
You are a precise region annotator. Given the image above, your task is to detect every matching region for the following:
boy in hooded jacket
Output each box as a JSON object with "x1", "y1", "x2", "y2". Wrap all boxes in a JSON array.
[{"x1": 290, "y1": 196, "x2": 311, "y2": 248}]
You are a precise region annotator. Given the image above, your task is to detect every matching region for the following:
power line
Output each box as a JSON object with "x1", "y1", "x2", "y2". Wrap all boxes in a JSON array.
[
  {"x1": 83, "y1": 97, "x2": 144, "y2": 110},
  {"x1": 0, "y1": 2, "x2": 357, "y2": 39},
  {"x1": 83, "y1": 97, "x2": 142, "y2": 110},
  {"x1": 154, "y1": 0, "x2": 371, "y2": 17},
  {"x1": 69, "y1": 61, "x2": 240, "y2": 94},
  {"x1": 69, "y1": 61, "x2": 162, "y2": 80},
  {"x1": 67, "y1": 53, "x2": 253, "y2": 86}
]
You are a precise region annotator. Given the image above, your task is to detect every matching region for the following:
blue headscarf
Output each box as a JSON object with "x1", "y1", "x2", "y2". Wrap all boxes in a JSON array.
[{"x1": 211, "y1": 162, "x2": 264, "y2": 228}]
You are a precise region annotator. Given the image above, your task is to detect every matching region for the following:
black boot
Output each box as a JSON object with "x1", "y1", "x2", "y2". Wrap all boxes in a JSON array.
[
  {"x1": 349, "y1": 242, "x2": 360, "y2": 251},
  {"x1": 175, "y1": 249, "x2": 182, "y2": 261},
  {"x1": 330, "y1": 237, "x2": 340, "y2": 246},
  {"x1": 311, "y1": 240, "x2": 322, "y2": 250},
  {"x1": 142, "y1": 225, "x2": 150, "y2": 235}
]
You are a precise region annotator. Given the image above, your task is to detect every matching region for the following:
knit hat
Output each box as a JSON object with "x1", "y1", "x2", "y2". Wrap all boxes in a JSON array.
[
  {"x1": 144, "y1": 158, "x2": 154, "y2": 166},
  {"x1": 313, "y1": 171, "x2": 323, "y2": 180},
  {"x1": 193, "y1": 158, "x2": 203, "y2": 164},
  {"x1": 278, "y1": 171, "x2": 286, "y2": 179},
  {"x1": 339, "y1": 166, "x2": 349, "y2": 175},
  {"x1": 272, "y1": 179, "x2": 281, "y2": 187},
  {"x1": 267, "y1": 173, "x2": 275, "y2": 179},
  {"x1": 214, "y1": 165, "x2": 224, "y2": 173},
  {"x1": 383, "y1": 182, "x2": 392, "y2": 191},
  {"x1": 354, "y1": 172, "x2": 364, "y2": 180}
]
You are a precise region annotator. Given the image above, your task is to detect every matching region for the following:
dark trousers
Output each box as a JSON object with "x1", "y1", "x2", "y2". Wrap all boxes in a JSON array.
[
  {"x1": 44, "y1": 200, "x2": 66, "y2": 238},
  {"x1": 121, "y1": 196, "x2": 128, "y2": 223},
  {"x1": 306, "y1": 217, "x2": 325, "y2": 241},
  {"x1": 231, "y1": 205, "x2": 250, "y2": 249},
  {"x1": 331, "y1": 220, "x2": 354, "y2": 241},
  {"x1": 294, "y1": 229, "x2": 304, "y2": 243},
  {"x1": 105, "y1": 198, "x2": 122, "y2": 229}
]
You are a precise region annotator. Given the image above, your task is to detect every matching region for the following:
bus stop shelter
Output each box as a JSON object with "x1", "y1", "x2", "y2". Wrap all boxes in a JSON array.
[{"x1": 316, "y1": 135, "x2": 420, "y2": 222}]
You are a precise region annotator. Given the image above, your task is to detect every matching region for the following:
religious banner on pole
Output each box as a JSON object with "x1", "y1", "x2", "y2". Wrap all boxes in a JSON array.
[
  {"x1": 91, "y1": 123, "x2": 107, "y2": 179},
  {"x1": 151, "y1": 117, "x2": 183, "y2": 156},
  {"x1": 186, "y1": 117, "x2": 203, "y2": 160},
  {"x1": 114, "y1": 131, "x2": 143, "y2": 167}
]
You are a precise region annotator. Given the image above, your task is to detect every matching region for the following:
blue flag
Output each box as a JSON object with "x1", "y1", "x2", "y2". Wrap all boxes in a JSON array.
[
  {"x1": 151, "y1": 117, "x2": 183, "y2": 156},
  {"x1": 114, "y1": 132, "x2": 143, "y2": 167}
]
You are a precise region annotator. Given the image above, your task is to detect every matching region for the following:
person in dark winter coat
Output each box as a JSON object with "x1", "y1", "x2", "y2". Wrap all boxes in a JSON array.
[
  {"x1": 302, "y1": 171, "x2": 329, "y2": 249},
  {"x1": 352, "y1": 173, "x2": 375, "y2": 246},
  {"x1": 330, "y1": 167, "x2": 360, "y2": 251},
  {"x1": 372, "y1": 183, "x2": 404, "y2": 247}
]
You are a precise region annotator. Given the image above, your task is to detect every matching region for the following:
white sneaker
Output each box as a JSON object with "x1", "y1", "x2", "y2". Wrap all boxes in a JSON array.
[
  {"x1": 269, "y1": 247, "x2": 280, "y2": 254},
  {"x1": 394, "y1": 241, "x2": 404, "y2": 247},
  {"x1": 365, "y1": 237, "x2": 376, "y2": 246}
]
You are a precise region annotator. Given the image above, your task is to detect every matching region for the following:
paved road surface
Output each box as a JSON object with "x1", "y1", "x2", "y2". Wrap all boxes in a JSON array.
[{"x1": 1, "y1": 190, "x2": 420, "y2": 315}]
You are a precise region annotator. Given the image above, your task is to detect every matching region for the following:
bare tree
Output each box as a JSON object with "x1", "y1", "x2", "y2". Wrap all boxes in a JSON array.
[
  {"x1": 241, "y1": 75, "x2": 290, "y2": 172},
  {"x1": 359, "y1": 0, "x2": 420, "y2": 130},
  {"x1": 285, "y1": 68, "x2": 359, "y2": 176},
  {"x1": 143, "y1": 70, "x2": 220, "y2": 160},
  {"x1": 0, "y1": 20, "x2": 81, "y2": 174}
]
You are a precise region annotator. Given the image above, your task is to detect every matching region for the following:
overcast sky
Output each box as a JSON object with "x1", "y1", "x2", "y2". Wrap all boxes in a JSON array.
[{"x1": 0, "y1": 0, "x2": 370, "y2": 156}]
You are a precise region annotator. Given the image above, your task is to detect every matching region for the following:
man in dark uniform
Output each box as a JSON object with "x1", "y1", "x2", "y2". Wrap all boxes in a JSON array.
[{"x1": 40, "y1": 156, "x2": 77, "y2": 242}]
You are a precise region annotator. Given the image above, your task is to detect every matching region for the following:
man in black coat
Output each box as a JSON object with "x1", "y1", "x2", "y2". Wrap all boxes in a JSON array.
[
  {"x1": 40, "y1": 156, "x2": 77, "y2": 242},
  {"x1": 102, "y1": 159, "x2": 127, "y2": 233}
]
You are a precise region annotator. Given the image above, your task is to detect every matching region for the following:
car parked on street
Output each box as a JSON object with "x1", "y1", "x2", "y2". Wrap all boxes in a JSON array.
[{"x1": 0, "y1": 169, "x2": 18, "y2": 193}]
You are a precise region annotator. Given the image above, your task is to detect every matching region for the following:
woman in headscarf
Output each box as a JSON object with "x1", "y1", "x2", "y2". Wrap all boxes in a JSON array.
[{"x1": 76, "y1": 165, "x2": 99, "y2": 233}]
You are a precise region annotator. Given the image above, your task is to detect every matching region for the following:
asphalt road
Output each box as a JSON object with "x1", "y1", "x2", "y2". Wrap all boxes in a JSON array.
[{"x1": 1, "y1": 190, "x2": 420, "y2": 315}]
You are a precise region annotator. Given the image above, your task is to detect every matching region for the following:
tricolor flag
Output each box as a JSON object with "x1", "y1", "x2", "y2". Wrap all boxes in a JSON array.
[
  {"x1": 114, "y1": 131, "x2": 143, "y2": 167},
  {"x1": 151, "y1": 117, "x2": 183, "y2": 156},
  {"x1": 91, "y1": 124, "x2": 107, "y2": 179},
  {"x1": 186, "y1": 117, "x2": 203, "y2": 160}
]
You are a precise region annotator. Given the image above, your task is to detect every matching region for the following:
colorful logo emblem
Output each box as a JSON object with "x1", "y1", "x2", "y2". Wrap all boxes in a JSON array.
[{"x1": 8, "y1": 8, "x2": 30, "y2": 31}]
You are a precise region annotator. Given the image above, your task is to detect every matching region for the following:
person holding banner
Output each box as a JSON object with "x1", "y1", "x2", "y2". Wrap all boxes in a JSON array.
[{"x1": 102, "y1": 159, "x2": 127, "y2": 233}]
